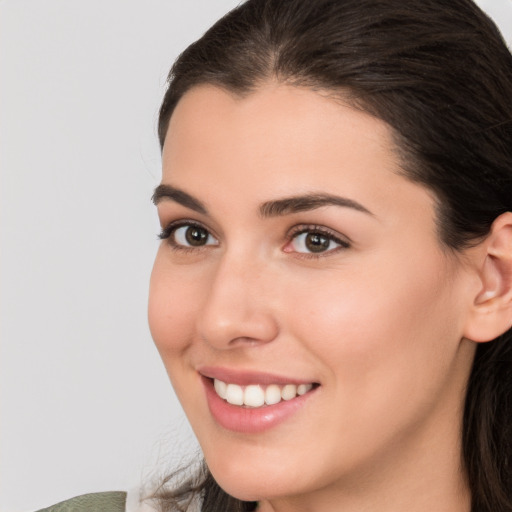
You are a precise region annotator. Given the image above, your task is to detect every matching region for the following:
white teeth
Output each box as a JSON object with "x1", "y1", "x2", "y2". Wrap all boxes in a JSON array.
[
  {"x1": 244, "y1": 385, "x2": 265, "y2": 407},
  {"x1": 281, "y1": 384, "x2": 297, "y2": 401},
  {"x1": 213, "y1": 379, "x2": 314, "y2": 407},
  {"x1": 226, "y1": 383, "x2": 244, "y2": 405},
  {"x1": 214, "y1": 379, "x2": 227, "y2": 399},
  {"x1": 265, "y1": 384, "x2": 282, "y2": 405},
  {"x1": 297, "y1": 383, "x2": 313, "y2": 396}
]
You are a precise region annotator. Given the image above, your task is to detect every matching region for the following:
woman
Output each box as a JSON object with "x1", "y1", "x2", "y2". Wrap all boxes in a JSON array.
[
  {"x1": 38, "y1": 0, "x2": 512, "y2": 511},
  {"x1": 148, "y1": 0, "x2": 512, "y2": 511}
]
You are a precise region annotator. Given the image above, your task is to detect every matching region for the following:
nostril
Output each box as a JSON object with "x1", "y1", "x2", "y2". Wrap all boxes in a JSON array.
[{"x1": 198, "y1": 312, "x2": 279, "y2": 350}]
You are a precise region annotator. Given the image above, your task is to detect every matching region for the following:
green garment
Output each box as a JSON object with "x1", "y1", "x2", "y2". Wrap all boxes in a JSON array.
[{"x1": 35, "y1": 491, "x2": 127, "y2": 512}]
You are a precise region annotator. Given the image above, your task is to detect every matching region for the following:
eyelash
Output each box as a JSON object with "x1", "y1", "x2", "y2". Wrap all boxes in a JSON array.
[
  {"x1": 158, "y1": 221, "x2": 351, "y2": 258},
  {"x1": 286, "y1": 224, "x2": 350, "y2": 259},
  {"x1": 158, "y1": 220, "x2": 217, "y2": 253}
]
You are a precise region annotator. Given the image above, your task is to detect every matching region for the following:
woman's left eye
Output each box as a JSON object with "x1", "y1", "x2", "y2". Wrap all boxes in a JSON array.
[{"x1": 285, "y1": 228, "x2": 349, "y2": 255}]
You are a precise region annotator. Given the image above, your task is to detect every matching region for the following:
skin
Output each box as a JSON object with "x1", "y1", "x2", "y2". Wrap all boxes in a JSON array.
[{"x1": 148, "y1": 83, "x2": 482, "y2": 512}]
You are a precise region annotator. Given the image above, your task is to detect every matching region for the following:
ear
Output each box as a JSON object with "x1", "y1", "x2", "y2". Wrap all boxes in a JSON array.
[{"x1": 464, "y1": 212, "x2": 512, "y2": 343}]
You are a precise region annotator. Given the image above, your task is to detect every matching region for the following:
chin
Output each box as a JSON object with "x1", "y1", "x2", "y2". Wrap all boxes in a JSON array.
[
  {"x1": 211, "y1": 471, "x2": 286, "y2": 503},
  {"x1": 203, "y1": 448, "x2": 314, "y2": 503}
]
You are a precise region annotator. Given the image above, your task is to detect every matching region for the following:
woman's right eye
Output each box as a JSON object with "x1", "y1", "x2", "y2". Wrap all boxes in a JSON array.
[{"x1": 159, "y1": 223, "x2": 219, "y2": 249}]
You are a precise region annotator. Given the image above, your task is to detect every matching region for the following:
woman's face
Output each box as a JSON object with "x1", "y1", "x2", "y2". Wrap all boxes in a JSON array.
[{"x1": 149, "y1": 84, "x2": 476, "y2": 504}]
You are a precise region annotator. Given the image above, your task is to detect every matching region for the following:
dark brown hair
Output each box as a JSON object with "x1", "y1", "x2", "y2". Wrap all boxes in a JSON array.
[{"x1": 153, "y1": 1, "x2": 512, "y2": 510}]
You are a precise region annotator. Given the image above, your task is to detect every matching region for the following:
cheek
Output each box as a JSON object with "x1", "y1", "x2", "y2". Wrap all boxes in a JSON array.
[
  {"x1": 275, "y1": 252, "x2": 466, "y2": 471},
  {"x1": 148, "y1": 248, "x2": 202, "y2": 359},
  {"x1": 286, "y1": 248, "x2": 462, "y2": 400}
]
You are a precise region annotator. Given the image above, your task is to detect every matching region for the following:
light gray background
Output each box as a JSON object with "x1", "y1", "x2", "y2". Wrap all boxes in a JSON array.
[{"x1": 1, "y1": 1, "x2": 511, "y2": 511}]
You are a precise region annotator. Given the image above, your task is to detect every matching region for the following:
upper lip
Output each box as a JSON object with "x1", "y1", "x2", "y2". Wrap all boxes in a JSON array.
[{"x1": 198, "y1": 366, "x2": 318, "y2": 386}]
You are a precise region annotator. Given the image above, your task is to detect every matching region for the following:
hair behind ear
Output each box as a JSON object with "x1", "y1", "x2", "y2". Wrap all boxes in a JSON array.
[{"x1": 463, "y1": 332, "x2": 512, "y2": 510}]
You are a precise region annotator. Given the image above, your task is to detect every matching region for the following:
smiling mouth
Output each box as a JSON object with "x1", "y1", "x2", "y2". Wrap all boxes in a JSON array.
[{"x1": 212, "y1": 378, "x2": 319, "y2": 408}]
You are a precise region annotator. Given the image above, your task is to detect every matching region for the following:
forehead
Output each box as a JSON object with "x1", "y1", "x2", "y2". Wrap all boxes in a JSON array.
[
  {"x1": 161, "y1": 83, "x2": 436, "y2": 229},
  {"x1": 164, "y1": 83, "x2": 395, "y2": 180},
  {"x1": 166, "y1": 83, "x2": 393, "y2": 147}
]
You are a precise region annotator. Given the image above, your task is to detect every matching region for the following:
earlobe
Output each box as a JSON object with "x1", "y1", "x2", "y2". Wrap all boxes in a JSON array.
[{"x1": 464, "y1": 212, "x2": 512, "y2": 343}]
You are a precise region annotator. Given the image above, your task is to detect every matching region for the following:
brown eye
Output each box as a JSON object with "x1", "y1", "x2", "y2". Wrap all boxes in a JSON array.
[
  {"x1": 184, "y1": 226, "x2": 209, "y2": 246},
  {"x1": 304, "y1": 233, "x2": 330, "y2": 252},
  {"x1": 171, "y1": 224, "x2": 218, "y2": 248},
  {"x1": 289, "y1": 229, "x2": 347, "y2": 255}
]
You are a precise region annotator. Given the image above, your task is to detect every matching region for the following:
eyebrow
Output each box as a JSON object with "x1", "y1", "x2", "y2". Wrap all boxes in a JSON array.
[
  {"x1": 152, "y1": 184, "x2": 373, "y2": 218},
  {"x1": 260, "y1": 193, "x2": 374, "y2": 218},
  {"x1": 152, "y1": 184, "x2": 208, "y2": 214}
]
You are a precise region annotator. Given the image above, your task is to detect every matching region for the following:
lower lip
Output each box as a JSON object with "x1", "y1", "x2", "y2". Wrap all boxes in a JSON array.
[{"x1": 201, "y1": 376, "x2": 317, "y2": 434}]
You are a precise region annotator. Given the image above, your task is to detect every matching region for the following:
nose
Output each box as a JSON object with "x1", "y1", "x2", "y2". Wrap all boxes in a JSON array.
[{"x1": 197, "y1": 252, "x2": 279, "y2": 349}]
